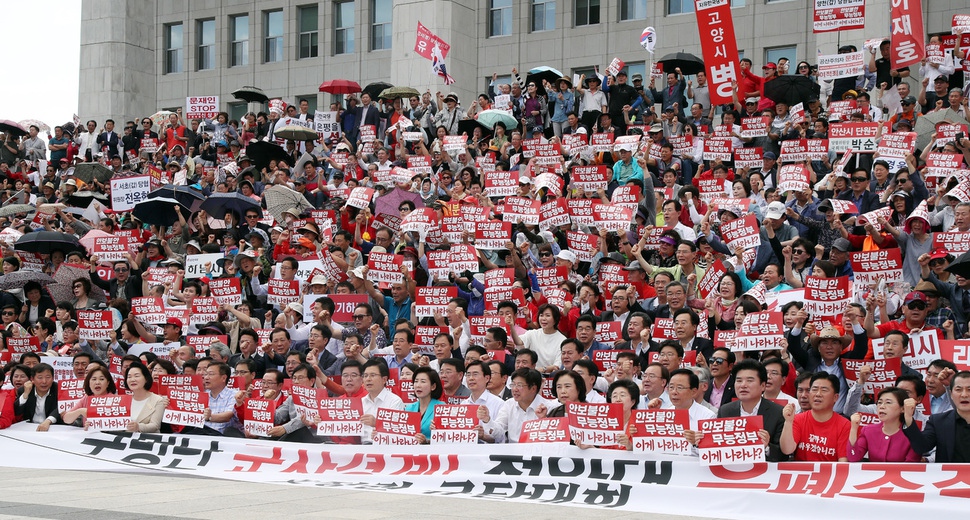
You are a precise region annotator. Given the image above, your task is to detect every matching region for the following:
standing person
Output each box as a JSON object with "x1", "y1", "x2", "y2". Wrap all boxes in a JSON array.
[
  {"x1": 546, "y1": 77, "x2": 575, "y2": 138},
  {"x1": 847, "y1": 388, "x2": 920, "y2": 462},
  {"x1": 649, "y1": 69, "x2": 688, "y2": 118},
  {"x1": 607, "y1": 71, "x2": 638, "y2": 135},
  {"x1": 780, "y1": 373, "x2": 850, "y2": 462},
  {"x1": 508, "y1": 304, "x2": 566, "y2": 375},
  {"x1": 163, "y1": 112, "x2": 188, "y2": 154}
]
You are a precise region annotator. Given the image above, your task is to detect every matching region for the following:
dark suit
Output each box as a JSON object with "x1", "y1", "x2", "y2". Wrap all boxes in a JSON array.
[
  {"x1": 687, "y1": 337, "x2": 715, "y2": 366},
  {"x1": 14, "y1": 387, "x2": 61, "y2": 424},
  {"x1": 705, "y1": 374, "x2": 737, "y2": 408},
  {"x1": 348, "y1": 104, "x2": 382, "y2": 145},
  {"x1": 91, "y1": 267, "x2": 143, "y2": 301},
  {"x1": 718, "y1": 399, "x2": 787, "y2": 462},
  {"x1": 228, "y1": 352, "x2": 285, "y2": 379},
  {"x1": 96, "y1": 131, "x2": 121, "y2": 159},
  {"x1": 904, "y1": 410, "x2": 968, "y2": 462}
]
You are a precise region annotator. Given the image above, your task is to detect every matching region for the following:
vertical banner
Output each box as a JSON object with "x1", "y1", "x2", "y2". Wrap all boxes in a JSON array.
[
  {"x1": 890, "y1": 0, "x2": 925, "y2": 68},
  {"x1": 695, "y1": 0, "x2": 740, "y2": 105}
]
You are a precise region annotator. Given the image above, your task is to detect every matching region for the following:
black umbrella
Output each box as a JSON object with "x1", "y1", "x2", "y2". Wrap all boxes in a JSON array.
[
  {"x1": 200, "y1": 192, "x2": 262, "y2": 220},
  {"x1": 132, "y1": 197, "x2": 191, "y2": 227},
  {"x1": 231, "y1": 86, "x2": 269, "y2": 104},
  {"x1": 458, "y1": 119, "x2": 492, "y2": 142},
  {"x1": 763, "y1": 75, "x2": 822, "y2": 108},
  {"x1": 147, "y1": 184, "x2": 206, "y2": 213},
  {"x1": 525, "y1": 66, "x2": 565, "y2": 89},
  {"x1": 14, "y1": 231, "x2": 82, "y2": 255},
  {"x1": 66, "y1": 191, "x2": 109, "y2": 208},
  {"x1": 72, "y1": 163, "x2": 114, "y2": 184},
  {"x1": 657, "y1": 52, "x2": 705, "y2": 76},
  {"x1": 0, "y1": 120, "x2": 28, "y2": 137},
  {"x1": 363, "y1": 81, "x2": 393, "y2": 100},
  {"x1": 245, "y1": 141, "x2": 291, "y2": 171},
  {"x1": 945, "y1": 251, "x2": 970, "y2": 279}
]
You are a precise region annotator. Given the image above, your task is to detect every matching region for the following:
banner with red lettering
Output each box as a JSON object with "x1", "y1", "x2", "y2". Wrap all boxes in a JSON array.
[
  {"x1": 813, "y1": 0, "x2": 865, "y2": 32},
  {"x1": 85, "y1": 395, "x2": 133, "y2": 432},
  {"x1": 519, "y1": 417, "x2": 570, "y2": 443},
  {"x1": 57, "y1": 379, "x2": 85, "y2": 413},
  {"x1": 849, "y1": 249, "x2": 904, "y2": 285},
  {"x1": 415, "y1": 286, "x2": 457, "y2": 318},
  {"x1": 933, "y1": 232, "x2": 970, "y2": 255},
  {"x1": 431, "y1": 404, "x2": 480, "y2": 444},
  {"x1": 594, "y1": 322, "x2": 623, "y2": 346},
  {"x1": 816, "y1": 52, "x2": 865, "y2": 80},
  {"x1": 566, "y1": 402, "x2": 623, "y2": 447},
  {"x1": 474, "y1": 221, "x2": 511, "y2": 250},
  {"x1": 721, "y1": 214, "x2": 761, "y2": 250},
  {"x1": 697, "y1": 416, "x2": 765, "y2": 466},
  {"x1": 829, "y1": 122, "x2": 880, "y2": 153},
  {"x1": 695, "y1": 0, "x2": 740, "y2": 105},
  {"x1": 571, "y1": 165, "x2": 609, "y2": 192},
  {"x1": 565, "y1": 230, "x2": 599, "y2": 262},
  {"x1": 367, "y1": 252, "x2": 404, "y2": 284},
  {"x1": 190, "y1": 297, "x2": 220, "y2": 326},
  {"x1": 631, "y1": 409, "x2": 691, "y2": 455},
  {"x1": 890, "y1": 0, "x2": 925, "y2": 68},
  {"x1": 740, "y1": 117, "x2": 769, "y2": 138},
  {"x1": 872, "y1": 329, "x2": 940, "y2": 372},
  {"x1": 77, "y1": 310, "x2": 114, "y2": 341},
  {"x1": 207, "y1": 277, "x2": 243, "y2": 306},
  {"x1": 733, "y1": 311, "x2": 786, "y2": 352},
  {"x1": 163, "y1": 388, "x2": 208, "y2": 427},
  {"x1": 7, "y1": 336, "x2": 40, "y2": 357},
  {"x1": 502, "y1": 196, "x2": 541, "y2": 225},
  {"x1": 539, "y1": 198, "x2": 571, "y2": 230},
  {"x1": 373, "y1": 408, "x2": 421, "y2": 446},
  {"x1": 592, "y1": 203, "x2": 634, "y2": 233}
]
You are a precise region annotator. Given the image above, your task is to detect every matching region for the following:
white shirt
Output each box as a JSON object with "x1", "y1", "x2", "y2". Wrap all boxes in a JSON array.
[
  {"x1": 19, "y1": 389, "x2": 58, "y2": 424},
  {"x1": 463, "y1": 390, "x2": 506, "y2": 438},
  {"x1": 361, "y1": 388, "x2": 405, "y2": 443},
  {"x1": 586, "y1": 390, "x2": 606, "y2": 403},
  {"x1": 520, "y1": 329, "x2": 566, "y2": 369},
  {"x1": 484, "y1": 393, "x2": 557, "y2": 444},
  {"x1": 640, "y1": 390, "x2": 672, "y2": 410},
  {"x1": 738, "y1": 398, "x2": 764, "y2": 417}
]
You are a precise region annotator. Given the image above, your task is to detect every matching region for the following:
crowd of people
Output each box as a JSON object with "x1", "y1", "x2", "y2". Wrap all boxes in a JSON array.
[{"x1": 1, "y1": 36, "x2": 970, "y2": 465}]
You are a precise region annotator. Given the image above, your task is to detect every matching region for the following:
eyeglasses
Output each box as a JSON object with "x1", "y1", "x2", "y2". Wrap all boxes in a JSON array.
[
  {"x1": 352, "y1": 314, "x2": 370, "y2": 320},
  {"x1": 398, "y1": 207, "x2": 411, "y2": 212},
  {"x1": 851, "y1": 177, "x2": 868, "y2": 182},
  {"x1": 897, "y1": 178, "x2": 910, "y2": 184},
  {"x1": 539, "y1": 252, "x2": 553, "y2": 257},
  {"x1": 709, "y1": 358, "x2": 728, "y2": 365},
  {"x1": 792, "y1": 249, "x2": 806, "y2": 255},
  {"x1": 114, "y1": 267, "x2": 129, "y2": 272}
]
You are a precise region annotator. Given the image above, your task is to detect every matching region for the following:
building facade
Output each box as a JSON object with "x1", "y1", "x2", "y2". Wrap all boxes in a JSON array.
[{"x1": 79, "y1": 0, "x2": 964, "y2": 125}]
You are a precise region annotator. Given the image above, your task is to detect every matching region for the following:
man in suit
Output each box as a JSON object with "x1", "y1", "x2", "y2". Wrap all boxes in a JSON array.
[
  {"x1": 90, "y1": 257, "x2": 143, "y2": 301},
  {"x1": 351, "y1": 92, "x2": 382, "y2": 145},
  {"x1": 96, "y1": 119, "x2": 121, "y2": 160},
  {"x1": 704, "y1": 347, "x2": 737, "y2": 409},
  {"x1": 13, "y1": 363, "x2": 61, "y2": 431},
  {"x1": 709, "y1": 359, "x2": 787, "y2": 462},
  {"x1": 672, "y1": 308, "x2": 714, "y2": 365},
  {"x1": 649, "y1": 70, "x2": 688, "y2": 118},
  {"x1": 904, "y1": 370, "x2": 970, "y2": 462}
]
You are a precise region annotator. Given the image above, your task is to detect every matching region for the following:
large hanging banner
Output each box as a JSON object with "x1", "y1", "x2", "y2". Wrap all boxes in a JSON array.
[
  {"x1": 890, "y1": 0, "x2": 925, "y2": 68},
  {"x1": 0, "y1": 426, "x2": 966, "y2": 517},
  {"x1": 695, "y1": 0, "x2": 740, "y2": 105},
  {"x1": 813, "y1": 0, "x2": 866, "y2": 33}
]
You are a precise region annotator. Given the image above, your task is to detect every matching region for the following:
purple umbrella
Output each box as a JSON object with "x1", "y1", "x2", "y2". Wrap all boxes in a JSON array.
[{"x1": 373, "y1": 188, "x2": 426, "y2": 218}]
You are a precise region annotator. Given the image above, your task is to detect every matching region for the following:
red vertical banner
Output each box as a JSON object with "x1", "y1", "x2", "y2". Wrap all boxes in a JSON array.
[
  {"x1": 695, "y1": 0, "x2": 740, "y2": 105},
  {"x1": 890, "y1": 0, "x2": 925, "y2": 68}
]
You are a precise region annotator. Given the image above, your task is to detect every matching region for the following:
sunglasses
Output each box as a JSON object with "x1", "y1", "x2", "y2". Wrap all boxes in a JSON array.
[
  {"x1": 897, "y1": 178, "x2": 909, "y2": 183},
  {"x1": 398, "y1": 207, "x2": 411, "y2": 212},
  {"x1": 2, "y1": 311, "x2": 15, "y2": 316},
  {"x1": 114, "y1": 267, "x2": 129, "y2": 272},
  {"x1": 539, "y1": 252, "x2": 553, "y2": 257},
  {"x1": 792, "y1": 249, "x2": 806, "y2": 254},
  {"x1": 907, "y1": 301, "x2": 927, "y2": 310},
  {"x1": 352, "y1": 314, "x2": 370, "y2": 320},
  {"x1": 851, "y1": 177, "x2": 868, "y2": 182},
  {"x1": 709, "y1": 358, "x2": 728, "y2": 365}
]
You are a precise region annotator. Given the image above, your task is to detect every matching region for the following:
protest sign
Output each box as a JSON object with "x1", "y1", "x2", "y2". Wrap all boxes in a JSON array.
[
  {"x1": 85, "y1": 395, "x2": 132, "y2": 432},
  {"x1": 813, "y1": 0, "x2": 865, "y2": 32},
  {"x1": 695, "y1": 0, "x2": 740, "y2": 105},
  {"x1": 502, "y1": 196, "x2": 541, "y2": 225},
  {"x1": 872, "y1": 329, "x2": 940, "y2": 372},
  {"x1": 566, "y1": 402, "x2": 623, "y2": 446},
  {"x1": 734, "y1": 147, "x2": 763, "y2": 170},
  {"x1": 697, "y1": 416, "x2": 766, "y2": 466},
  {"x1": 373, "y1": 408, "x2": 421, "y2": 446},
  {"x1": 316, "y1": 398, "x2": 365, "y2": 437},
  {"x1": 77, "y1": 310, "x2": 113, "y2": 341},
  {"x1": 163, "y1": 388, "x2": 208, "y2": 427},
  {"x1": 266, "y1": 279, "x2": 301, "y2": 308},
  {"x1": 110, "y1": 175, "x2": 152, "y2": 212},
  {"x1": 842, "y1": 358, "x2": 902, "y2": 394},
  {"x1": 777, "y1": 164, "x2": 810, "y2": 193},
  {"x1": 243, "y1": 398, "x2": 277, "y2": 437},
  {"x1": 475, "y1": 221, "x2": 512, "y2": 250},
  {"x1": 721, "y1": 214, "x2": 760, "y2": 250},
  {"x1": 207, "y1": 277, "x2": 243, "y2": 306},
  {"x1": 57, "y1": 379, "x2": 86, "y2": 413},
  {"x1": 431, "y1": 405, "x2": 480, "y2": 444},
  {"x1": 131, "y1": 297, "x2": 166, "y2": 325},
  {"x1": 594, "y1": 322, "x2": 623, "y2": 346},
  {"x1": 891, "y1": 0, "x2": 925, "y2": 68},
  {"x1": 828, "y1": 122, "x2": 879, "y2": 153},
  {"x1": 803, "y1": 276, "x2": 851, "y2": 322},
  {"x1": 733, "y1": 311, "x2": 786, "y2": 352},
  {"x1": 850, "y1": 249, "x2": 904, "y2": 286},
  {"x1": 189, "y1": 297, "x2": 220, "y2": 326},
  {"x1": 184, "y1": 253, "x2": 225, "y2": 279},
  {"x1": 186, "y1": 96, "x2": 219, "y2": 119},
  {"x1": 816, "y1": 52, "x2": 865, "y2": 80},
  {"x1": 519, "y1": 417, "x2": 570, "y2": 443},
  {"x1": 415, "y1": 286, "x2": 457, "y2": 318},
  {"x1": 631, "y1": 409, "x2": 691, "y2": 455}
]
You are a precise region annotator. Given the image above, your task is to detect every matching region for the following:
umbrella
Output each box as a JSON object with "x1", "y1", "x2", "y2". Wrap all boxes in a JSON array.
[
  {"x1": 149, "y1": 110, "x2": 176, "y2": 129},
  {"x1": 50, "y1": 263, "x2": 107, "y2": 305},
  {"x1": 374, "y1": 187, "x2": 426, "y2": 218},
  {"x1": 132, "y1": 196, "x2": 191, "y2": 227},
  {"x1": 72, "y1": 162, "x2": 114, "y2": 184},
  {"x1": 525, "y1": 66, "x2": 565, "y2": 88},
  {"x1": 475, "y1": 110, "x2": 519, "y2": 131},
  {"x1": 14, "y1": 231, "x2": 82, "y2": 255},
  {"x1": 78, "y1": 230, "x2": 115, "y2": 255},
  {"x1": 319, "y1": 79, "x2": 361, "y2": 94},
  {"x1": 657, "y1": 52, "x2": 705, "y2": 75},
  {"x1": 147, "y1": 184, "x2": 206, "y2": 213},
  {"x1": 245, "y1": 141, "x2": 290, "y2": 171},
  {"x1": 0, "y1": 120, "x2": 28, "y2": 137},
  {"x1": 763, "y1": 75, "x2": 822, "y2": 108},
  {"x1": 273, "y1": 125, "x2": 319, "y2": 141},
  {"x1": 379, "y1": 86, "x2": 421, "y2": 100},
  {"x1": 231, "y1": 86, "x2": 269, "y2": 104},
  {"x1": 0, "y1": 204, "x2": 35, "y2": 218},
  {"x1": 913, "y1": 110, "x2": 949, "y2": 152},
  {"x1": 363, "y1": 81, "x2": 393, "y2": 100},
  {"x1": 18, "y1": 119, "x2": 50, "y2": 134},
  {"x1": 66, "y1": 191, "x2": 109, "y2": 209},
  {"x1": 262, "y1": 185, "x2": 315, "y2": 223},
  {"x1": 0, "y1": 271, "x2": 54, "y2": 291},
  {"x1": 200, "y1": 192, "x2": 262, "y2": 220},
  {"x1": 458, "y1": 119, "x2": 491, "y2": 142},
  {"x1": 945, "y1": 251, "x2": 970, "y2": 279}
]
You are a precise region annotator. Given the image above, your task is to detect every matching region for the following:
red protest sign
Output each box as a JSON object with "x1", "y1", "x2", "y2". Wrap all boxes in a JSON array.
[
  {"x1": 502, "y1": 196, "x2": 541, "y2": 225},
  {"x1": 565, "y1": 230, "x2": 599, "y2": 262},
  {"x1": 703, "y1": 137, "x2": 733, "y2": 162},
  {"x1": 243, "y1": 398, "x2": 277, "y2": 437},
  {"x1": 695, "y1": 0, "x2": 740, "y2": 104},
  {"x1": 85, "y1": 395, "x2": 133, "y2": 431},
  {"x1": 400, "y1": 208, "x2": 439, "y2": 235},
  {"x1": 163, "y1": 388, "x2": 209, "y2": 427},
  {"x1": 534, "y1": 266, "x2": 570, "y2": 292},
  {"x1": 207, "y1": 277, "x2": 243, "y2": 306},
  {"x1": 721, "y1": 214, "x2": 761, "y2": 250},
  {"x1": 842, "y1": 358, "x2": 902, "y2": 394},
  {"x1": 890, "y1": 0, "x2": 925, "y2": 68},
  {"x1": 777, "y1": 164, "x2": 810, "y2": 193},
  {"x1": 469, "y1": 315, "x2": 509, "y2": 343},
  {"x1": 631, "y1": 409, "x2": 691, "y2": 455},
  {"x1": 594, "y1": 322, "x2": 623, "y2": 347},
  {"x1": 592, "y1": 203, "x2": 634, "y2": 233},
  {"x1": 697, "y1": 259, "x2": 727, "y2": 299},
  {"x1": 697, "y1": 416, "x2": 766, "y2": 466},
  {"x1": 804, "y1": 276, "x2": 851, "y2": 320},
  {"x1": 325, "y1": 294, "x2": 368, "y2": 323},
  {"x1": 92, "y1": 235, "x2": 130, "y2": 263},
  {"x1": 590, "y1": 132, "x2": 614, "y2": 152},
  {"x1": 572, "y1": 165, "x2": 609, "y2": 192},
  {"x1": 740, "y1": 116, "x2": 769, "y2": 138},
  {"x1": 316, "y1": 397, "x2": 365, "y2": 437},
  {"x1": 57, "y1": 379, "x2": 85, "y2": 413},
  {"x1": 591, "y1": 348, "x2": 623, "y2": 371},
  {"x1": 186, "y1": 334, "x2": 228, "y2": 357},
  {"x1": 345, "y1": 187, "x2": 375, "y2": 209},
  {"x1": 850, "y1": 248, "x2": 904, "y2": 286},
  {"x1": 6, "y1": 336, "x2": 40, "y2": 357},
  {"x1": 189, "y1": 297, "x2": 220, "y2": 326},
  {"x1": 158, "y1": 374, "x2": 205, "y2": 393},
  {"x1": 266, "y1": 279, "x2": 301, "y2": 308},
  {"x1": 933, "y1": 232, "x2": 970, "y2": 256},
  {"x1": 598, "y1": 263, "x2": 630, "y2": 290},
  {"x1": 519, "y1": 417, "x2": 570, "y2": 443},
  {"x1": 566, "y1": 402, "x2": 624, "y2": 446},
  {"x1": 813, "y1": 0, "x2": 865, "y2": 32},
  {"x1": 484, "y1": 287, "x2": 526, "y2": 313},
  {"x1": 77, "y1": 310, "x2": 114, "y2": 341},
  {"x1": 567, "y1": 198, "x2": 595, "y2": 226},
  {"x1": 483, "y1": 170, "x2": 518, "y2": 197},
  {"x1": 373, "y1": 407, "x2": 421, "y2": 445},
  {"x1": 415, "y1": 286, "x2": 457, "y2": 318},
  {"x1": 431, "y1": 404, "x2": 480, "y2": 444},
  {"x1": 733, "y1": 311, "x2": 786, "y2": 352}
]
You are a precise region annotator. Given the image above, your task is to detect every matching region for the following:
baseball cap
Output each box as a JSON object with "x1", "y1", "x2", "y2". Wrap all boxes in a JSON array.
[
  {"x1": 763, "y1": 151, "x2": 778, "y2": 160},
  {"x1": 831, "y1": 238, "x2": 852, "y2": 252},
  {"x1": 286, "y1": 302, "x2": 305, "y2": 316},
  {"x1": 765, "y1": 201, "x2": 786, "y2": 220},
  {"x1": 632, "y1": 74, "x2": 643, "y2": 82},
  {"x1": 904, "y1": 291, "x2": 927, "y2": 306},
  {"x1": 929, "y1": 248, "x2": 953, "y2": 261},
  {"x1": 745, "y1": 97, "x2": 760, "y2": 104},
  {"x1": 556, "y1": 250, "x2": 578, "y2": 264},
  {"x1": 763, "y1": 62, "x2": 777, "y2": 69},
  {"x1": 309, "y1": 275, "x2": 328, "y2": 286},
  {"x1": 165, "y1": 318, "x2": 183, "y2": 329},
  {"x1": 623, "y1": 260, "x2": 645, "y2": 272},
  {"x1": 901, "y1": 96, "x2": 917, "y2": 106},
  {"x1": 602, "y1": 252, "x2": 626, "y2": 264},
  {"x1": 649, "y1": 123, "x2": 663, "y2": 133}
]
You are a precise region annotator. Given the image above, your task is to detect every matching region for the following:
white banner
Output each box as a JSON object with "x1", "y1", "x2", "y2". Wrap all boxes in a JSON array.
[
  {"x1": 110, "y1": 175, "x2": 152, "y2": 213},
  {"x1": 0, "y1": 426, "x2": 964, "y2": 518}
]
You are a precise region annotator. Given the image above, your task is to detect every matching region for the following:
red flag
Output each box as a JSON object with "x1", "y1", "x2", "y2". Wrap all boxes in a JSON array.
[
  {"x1": 695, "y1": 0, "x2": 740, "y2": 105},
  {"x1": 890, "y1": 0, "x2": 925, "y2": 68}
]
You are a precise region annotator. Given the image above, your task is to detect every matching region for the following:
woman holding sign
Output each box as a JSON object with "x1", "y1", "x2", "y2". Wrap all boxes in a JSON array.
[
  {"x1": 546, "y1": 369, "x2": 587, "y2": 418},
  {"x1": 404, "y1": 366, "x2": 444, "y2": 444},
  {"x1": 123, "y1": 363, "x2": 168, "y2": 433},
  {"x1": 847, "y1": 388, "x2": 920, "y2": 462},
  {"x1": 61, "y1": 365, "x2": 118, "y2": 427},
  {"x1": 601, "y1": 379, "x2": 640, "y2": 451}
]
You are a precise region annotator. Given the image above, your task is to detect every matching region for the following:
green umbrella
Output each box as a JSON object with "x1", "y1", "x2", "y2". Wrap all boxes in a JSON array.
[
  {"x1": 475, "y1": 110, "x2": 518, "y2": 131},
  {"x1": 379, "y1": 86, "x2": 421, "y2": 100}
]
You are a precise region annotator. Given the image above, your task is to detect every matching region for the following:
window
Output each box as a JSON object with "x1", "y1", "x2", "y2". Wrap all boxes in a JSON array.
[
  {"x1": 623, "y1": 62, "x2": 646, "y2": 82},
  {"x1": 765, "y1": 46, "x2": 796, "y2": 68},
  {"x1": 299, "y1": 6, "x2": 319, "y2": 59},
  {"x1": 532, "y1": 0, "x2": 555, "y2": 32},
  {"x1": 576, "y1": 0, "x2": 599, "y2": 26},
  {"x1": 227, "y1": 103, "x2": 248, "y2": 123},
  {"x1": 298, "y1": 96, "x2": 319, "y2": 114},
  {"x1": 667, "y1": 0, "x2": 693, "y2": 14},
  {"x1": 619, "y1": 0, "x2": 645, "y2": 20},
  {"x1": 372, "y1": 0, "x2": 392, "y2": 50},
  {"x1": 196, "y1": 19, "x2": 215, "y2": 71},
  {"x1": 489, "y1": 0, "x2": 513, "y2": 37},
  {"x1": 485, "y1": 75, "x2": 514, "y2": 95},
  {"x1": 164, "y1": 23, "x2": 182, "y2": 74},
  {"x1": 335, "y1": 1, "x2": 355, "y2": 54},
  {"x1": 230, "y1": 15, "x2": 248, "y2": 67},
  {"x1": 264, "y1": 10, "x2": 283, "y2": 63}
]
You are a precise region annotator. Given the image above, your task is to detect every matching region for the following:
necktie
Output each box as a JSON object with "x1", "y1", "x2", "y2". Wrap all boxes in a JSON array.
[{"x1": 668, "y1": 86, "x2": 674, "y2": 97}]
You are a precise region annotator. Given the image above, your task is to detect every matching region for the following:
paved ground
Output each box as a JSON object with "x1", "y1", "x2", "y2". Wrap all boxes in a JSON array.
[{"x1": 0, "y1": 467, "x2": 724, "y2": 520}]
